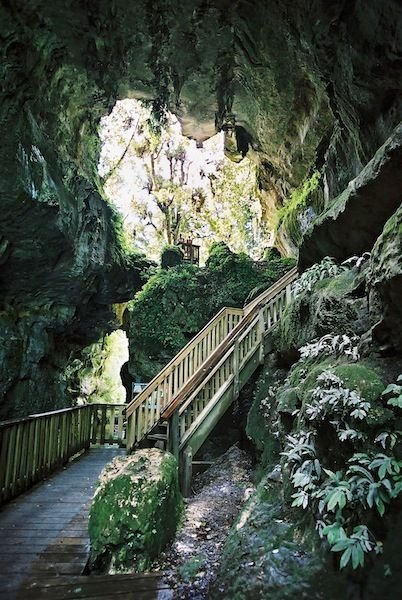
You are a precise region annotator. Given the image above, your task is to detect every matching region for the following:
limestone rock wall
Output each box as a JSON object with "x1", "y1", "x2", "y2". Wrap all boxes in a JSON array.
[{"x1": 1, "y1": 0, "x2": 401, "y2": 415}]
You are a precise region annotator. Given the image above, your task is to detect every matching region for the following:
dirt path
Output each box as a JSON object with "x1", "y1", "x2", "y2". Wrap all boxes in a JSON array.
[{"x1": 151, "y1": 445, "x2": 254, "y2": 599}]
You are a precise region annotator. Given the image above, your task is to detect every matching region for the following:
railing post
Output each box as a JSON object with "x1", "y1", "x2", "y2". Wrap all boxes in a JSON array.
[
  {"x1": 258, "y1": 306, "x2": 265, "y2": 364},
  {"x1": 168, "y1": 410, "x2": 180, "y2": 461},
  {"x1": 233, "y1": 340, "x2": 240, "y2": 398},
  {"x1": 286, "y1": 283, "x2": 292, "y2": 305}
]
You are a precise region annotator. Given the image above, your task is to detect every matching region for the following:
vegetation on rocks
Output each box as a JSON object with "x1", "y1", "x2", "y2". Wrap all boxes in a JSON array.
[
  {"x1": 275, "y1": 170, "x2": 323, "y2": 249},
  {"x1": 240, "y1": 245, "x2": 402, "y2": 596},
  {"x1": 89, "y1": 449, "x2": 183, "y2": 573},
  {"x1": 124, "y1": 244, "x2": 295, "y2": 381}
]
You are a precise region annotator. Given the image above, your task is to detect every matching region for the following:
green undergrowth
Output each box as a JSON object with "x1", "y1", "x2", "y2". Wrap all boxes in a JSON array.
[{"x1": 124, "y1": 243, "x2": 295, "y2": 381}]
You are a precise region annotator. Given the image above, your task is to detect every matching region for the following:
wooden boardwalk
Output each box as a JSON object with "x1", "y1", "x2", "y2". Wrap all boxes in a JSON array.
[{"x1": 0, "y1": 447, "x2": 172, "y2": 599}]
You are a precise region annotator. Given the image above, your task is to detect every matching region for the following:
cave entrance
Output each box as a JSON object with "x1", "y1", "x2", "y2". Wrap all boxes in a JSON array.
[{"x1": 98, "y1": 99, "x2": 269, "y2": 264}]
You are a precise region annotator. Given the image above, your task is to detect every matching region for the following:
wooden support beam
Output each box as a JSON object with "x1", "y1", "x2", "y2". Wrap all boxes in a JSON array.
[
  {"x1": 181, "y1": 446, "x2": 193, "y2": 497},
  {"x1": 168, "y1": 410, "x2": 180, "y2": 461}
]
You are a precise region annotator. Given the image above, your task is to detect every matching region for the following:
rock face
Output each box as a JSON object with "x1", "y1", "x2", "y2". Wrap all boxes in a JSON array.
[
  {"x1": 88, "y1": 449, "x2": 183, "y2": 573},
  {"x1": 238, "y1": 254, "x2": 402, "y2": 598},
  {"x1": 212, "y1": 479, "x2": 347, "y2": 600},
  {"x1": 1, "y1": 1, "x2": 401, "y2": 416},
  {"x1": 299, "y1": 125, "x2": 402, "y2": 269},
  {"x1": 368, "y1": 205, "x2": 402, "y2": 352}
]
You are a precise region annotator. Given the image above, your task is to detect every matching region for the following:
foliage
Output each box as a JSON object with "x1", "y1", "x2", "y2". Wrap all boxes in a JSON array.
[
  {"x1": 381, "y1": 375, "x2": 402, "y2": 408},
  {"x1": 99, "y1": 99, "x2": 270, "y2": 262},
  {"x1": 294, "y1": 257, "x2": 346, "y2": 296},
  {"x1": 65, "y1": 331, "x2": 128, "y2": 405},
  {"x1": 124, "y1": 248, "x2": 295, "y2": 381},
  {"x1": 160, "y1": 245, "x2": 183, "y2": 269},
  {"x1": 278, "y1": 359, "x2": 402, "y2": 570},
  {"x1": 276, "y1": 171, "x2": 323, "y2": 246},
  {"x1": 300, "y1": 334, "x2": 360, "y2": 362},
  {"x1": 341, "y1": 252, "x2": 371, "y2": 271}
]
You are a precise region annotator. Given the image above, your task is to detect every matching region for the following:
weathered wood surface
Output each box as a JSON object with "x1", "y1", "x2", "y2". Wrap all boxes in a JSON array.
[
  {"x1": 125, "y1": 306, "x2": 243, "y2": 448},
  {"x1": 0, "y1": 404, "x2": 126, "y2": 506},
  {"x1": 126, "y1": 267, "x2": 298, "y2": 452},
  {"x1": 13, "y1": 574, "x2": 172, "y2": 600},
  {"x1": 0, "y1": 447, "x2": 125, "y2": 600}
]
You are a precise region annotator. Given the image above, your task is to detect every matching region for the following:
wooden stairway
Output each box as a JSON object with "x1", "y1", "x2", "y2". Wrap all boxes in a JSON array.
[{"x1": 125, "y1": 267, "x2": 298, "y2": 492}]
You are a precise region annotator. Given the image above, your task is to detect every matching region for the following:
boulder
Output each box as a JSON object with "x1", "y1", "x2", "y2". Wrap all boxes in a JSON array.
[{"x1": 89, "y1": 449, "x2": 183, "y2": 572}]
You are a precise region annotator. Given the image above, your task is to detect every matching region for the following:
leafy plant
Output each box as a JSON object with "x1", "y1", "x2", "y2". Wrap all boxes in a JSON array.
[
  {"x1": 381, "y1": 375, "x2": 402, "y2": 408},
  {"x1": 279, "y1": 362, "x2": 402, "y2": 570},
  {"x1": 294, "y1": 257, "x2": 346, "y2": 295},
  {"x1": 305, "y1": 371, "x2": 370, "y2": 427},
  {"x1": 341, "y1": 252, "x2": 371, "y2": 271},
  {"x1": 331, "y1": 525, "x2": 378, "y2": 569},
  {"x1": 300, "y1": 334, "x2": 360, "y2": 362}
]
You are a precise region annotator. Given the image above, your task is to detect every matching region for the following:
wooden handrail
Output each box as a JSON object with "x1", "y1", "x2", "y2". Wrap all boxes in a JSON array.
[
  {"x1": 0, "y1": 403, "x2": 126, "y2": 505},
  {"x1": 162, "y1": 267, "x2": 298, "y2": 419},
  {"x1": 173, "y1": 277, "x2": 298, "y2": 461},
  {"x1": 162, "y1": 308, "x2": 258, "y2": 420},
  {"x1": 125, "y1": 266, "x2": 298, "y2": 451},
  {"x1": 125, "y1": 306, "x2": 243, "y2": 417},
  {"x1": 243, "y1": 266, "x2": 298, "y2": 315}
]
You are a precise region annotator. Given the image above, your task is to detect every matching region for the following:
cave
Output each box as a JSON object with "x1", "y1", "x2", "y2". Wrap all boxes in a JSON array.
[{"x1": 0, "y1": 1, "x2": 402, "y2": 598}]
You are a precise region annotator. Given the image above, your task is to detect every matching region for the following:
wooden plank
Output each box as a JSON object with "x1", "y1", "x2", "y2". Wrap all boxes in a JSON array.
[
  {"x1": 125, "y1": 306, "x2": 231, "y2": 417},
  {"x1": 0, "y1": 447, "x2": 125, "y2": 599}
]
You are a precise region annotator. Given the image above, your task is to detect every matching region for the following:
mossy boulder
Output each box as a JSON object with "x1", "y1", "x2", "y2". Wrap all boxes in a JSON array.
[
  {"x1": 274, "y1": 269, "x2": 367, "y2": 358},
  {"x1": 89, "y1": 449, "x2": 183, "y2": 573},
  {"x1": 211, "y1": 478, "x2": 346, "y2": 600},
  {"x1": 161, "y1": 245, "x2": 184, "y2": 269}
]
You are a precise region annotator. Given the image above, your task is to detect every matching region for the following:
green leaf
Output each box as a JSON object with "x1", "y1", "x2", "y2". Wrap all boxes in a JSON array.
[
  {"x1": 382, "y1": 383, "x2": 402, "y2": 396},
  {"x1": 352, "y1": 545, "x2": 364, "y2": 569},
  {"x1": 340, "y1": 546, "x2": 352, "y2": 569},
  {"x1": 332, "y1": 539, "x2": 351, "y2": 552}
]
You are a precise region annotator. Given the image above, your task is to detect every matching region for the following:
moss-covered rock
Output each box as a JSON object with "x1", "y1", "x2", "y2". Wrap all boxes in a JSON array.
[
  {"x1": 161, "y1": 245, "x2": 184, "y2": 269},
  {"x1": 211, "y1": 478, "x2": 347, "y2": 600},
  {"x1": 89, "y1": 449, "x2": 183, "y2": 573},
  {"x1": 274, "y1": 269, "x2": 366, "y2": 359},
  {"x1": 368, "y1": 204, "x2": 402, "y2": 352},
  {"x1": 299, "y1": 124, "x2": 402, "y2": 267}
]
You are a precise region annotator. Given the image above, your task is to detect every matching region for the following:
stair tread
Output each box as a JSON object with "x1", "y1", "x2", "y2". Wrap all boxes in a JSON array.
[{"x1": 147, "y1": 433, "x2": 168, "y2": 440}]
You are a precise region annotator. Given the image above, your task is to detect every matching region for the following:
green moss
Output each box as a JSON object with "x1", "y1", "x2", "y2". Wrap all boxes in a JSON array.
[
  {"x1": 330, "y1": 363, "x2": 384, "y2": 403},
  {"x1": 125, "y1": 247, "x2": 295, "y2": 381},
  {"x1": 275, "y1": 171, "x2": 323, "y2": 247},
  {"x1": 160, "y1": 245, "x2": 184, "y2": 269},
  {"x1": 274, "y1": 270, "x2": 361, "y2": 356},
  {"x1": 89, "y1": 450, "x2": 183, "y2": 572},
  {"x1": 212, "y1": 477, "x2": 346, "y2": 599}
]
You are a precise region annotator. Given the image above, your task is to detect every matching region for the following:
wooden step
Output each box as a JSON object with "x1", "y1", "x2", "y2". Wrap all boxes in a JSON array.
[
  {"x1": 12, "y1": 573, "x2": 172, "y2": 599},
  {"x1": 147, "y1": 433, "x2": 168, "y2": 441}
]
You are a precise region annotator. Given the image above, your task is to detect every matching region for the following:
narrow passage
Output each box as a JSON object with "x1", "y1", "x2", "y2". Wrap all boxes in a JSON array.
[{"x1": 151, "y1": 445, "x2": 254, "y2": 599}]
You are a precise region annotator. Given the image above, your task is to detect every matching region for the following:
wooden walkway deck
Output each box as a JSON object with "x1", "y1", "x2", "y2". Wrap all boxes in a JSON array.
[{"x1": 0, "y1": 447, "x2": 172, "y2": 600}]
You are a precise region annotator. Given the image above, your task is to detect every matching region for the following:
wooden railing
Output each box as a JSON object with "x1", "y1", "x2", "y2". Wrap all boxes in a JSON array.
[
  {"x1": 125, "y1": 306, "x2": 243, "y2": 448},
  {"x1": 171, "y1": 272, "x2": 297, "y2": 453},
  {"x1": 126, "y1": 267, "x2": 298, "y2": 452},
  {"x1": 0, "y1": 403, "x2": 125, "y2": 505}
]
